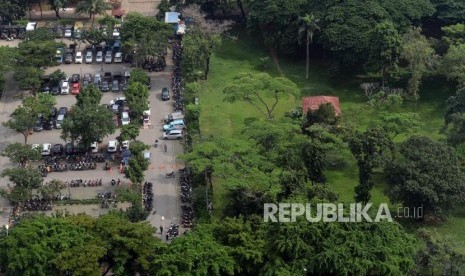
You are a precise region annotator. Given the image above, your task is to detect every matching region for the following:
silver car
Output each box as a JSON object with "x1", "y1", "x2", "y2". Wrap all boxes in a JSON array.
[
  {"x1": 85, "y1": 51, "x2": 93, "y2": 63},
  {"x1": 96, "y1": 51, "x2": 103, "y2": 63},
  {"x1": 105, "y1": 51, "x2": 112, "y2": 63}
]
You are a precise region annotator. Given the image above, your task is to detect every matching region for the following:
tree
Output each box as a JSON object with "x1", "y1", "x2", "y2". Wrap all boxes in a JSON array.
[
  {"x1": 81, "y1": 28, "x2": 105, "y2": 46},
  {"x1": 0, "y1": 0, "x2": 26, "y2": 23},
  {"x1": 128, "y1": 140, "x2": 149, "y2": 156},
  {"x1": 444, "y1": 87, "x2": 465, "y2": 145},
  {"x1": 366, "y1": 21, "x2": 401, "y2": 89},
  {"x1": 302, "y1": 103, "x2": 339, "y2": 130},
  {"x1": 75, "y1": 84, "x2": 102, "y2": 107},
  {"x1": 119, "y1": 124, "x2": 140, "y2": 141},
  {"x1": 181, "y1": 5, "x2": 232, "y2": 79},
  {"x1": 17, "y1": 40, "x2": 62, "y2": 68},
  {"x1": 23, "y1": 93, "x2": 57, "y2": 120},
  {"x1": 223, "y1": 73, "x2": 299, "y2": 119},
  {"x1": 39, "y1": 179, "x2": 64, "y2": 201},
  {"x1": 124, "y1": 154, "x2": 149, "y2": 184},
  {"x1": 386, "y1": 136, "x2": 465, "y2": 219},
  {"x1": 156, "y1": 0, "x2": 170, "y2": 21},
  {"x1": 431, "y1": 0, "x2": 465, "y2": 23},
  {"x1": 75, "y1": 0, "x2": 111, "y2": 28},
  {"x1": 49, "y1": 69, "x2": 66, "y2": 87},
  {"x1": 61, "y1": 105, "x2": 115, "y2": 147},
  {"x1": 48, "y1": 0, "x2": 68, "y2": 18},
  {"x1": 1, "y1": 167, "x2": 44, "y2": 203},
  {"x1": 401, "y1": 28, "x2": 436, "y2": 100},
  {"x1": 2, "y1": 106, "x2": 36, "y2": 144},
  {"x1": 298, "y1": 14, "x2": 319, "y2": 80},
  {"x1": 14, "y1": 66, "x2": 43, "y2": 93},
  {"x1": 346, "y1": 128, "x2": 393, "y2": 203},
  {"x1": 1, "y1": 142, "x2": 41, "y2": 167},
  {"x1": 442, "y1": 23, "x2": 465, "y2": 46},
  {"x1": 440, "y1": 43, "x2": 465, "y2": 87},
  {"x1": 125, "y1": 82, "x2": 149, "y2": 121},
  {"x1": 128, "y1": 68, "x2": 149, "y2": 86},
  {"x1": 372, "y1": 112, "x2": 421, "y2": 138}
]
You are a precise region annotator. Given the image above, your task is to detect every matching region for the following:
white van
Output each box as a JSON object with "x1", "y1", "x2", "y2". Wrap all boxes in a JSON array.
[{"x1": 107, "y1": 140, "x2": 118, "y2": 153}]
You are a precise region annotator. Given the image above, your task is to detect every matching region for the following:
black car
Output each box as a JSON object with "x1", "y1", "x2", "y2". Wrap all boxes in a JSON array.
[
  {"x1": 113, "y1": 72, "x2": 122, "y2": 81},
  {"x1": 65, "y1": 53, "x2": 73, "y2": 64},
  {"x1": 104, "y1": 72, "x2": 112, "y2": 82},
  {"x1": 51, "y1": 86, "x2": 60, "y2": 95},
  {"x1": 75, "y1": 144, "x2": 86, "y2": 154},
  {"x1": 71, "y1": 74, "x2": 80, "y2": 83},
  {"x1": 101, "y1": 81, "x2": 110, "y2": 92},
  {"x1": 33, "y1": 116, "x2": 44, "y2": 132},
  {"x1": 58, "y1": 107, "x2": 68, "y2": 116},
  {"x1": 43, "y1": 118, "x2": 54, "y2": 130},
  {"x1": 52, "y1": 144, "x2": 64, "y2": 156},
  {"x1": 65, "y1": 143, "x2": 74, "y2": 155},
  {"x1": 50, "y1": 107, "x2": 58, "y2": 118},
  {"x1": 83, "y1": 73, "x2": 92, "y2": 82},
  {"x1": 161, "y1": 87, "x2": 170, "y2": 101},
  {"x1": 112, "y1": 80, "x2": 119, "y2": 92},
  {"x1": 122, "y1": 81, "x2": 128, "y2": 92},
  {"x1": 40, "y1": 84, "x2": 50, "y2": 94}
]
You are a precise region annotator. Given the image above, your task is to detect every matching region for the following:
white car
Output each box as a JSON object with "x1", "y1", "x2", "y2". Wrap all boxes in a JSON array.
[
  {"x1": 85, "y1": 51, "x2": 93, "y2": 63},
  {"x1": 110, "y1": 96, "x2": 126, "y2": 105},
  {"x1": 163, "y1": 129, "x2": 183, "y2": 140},
  {"x1": 32, "y1": 144, "x2": 40, "y2": 150},
  {"x1": 64, "y1": 29, "x2": 72, "y2": 38},
  {"x1": 96, "y1": 51, "x2": 103, "y2": 63},
  {"x1": 112, "y1": 28, "x2": 120, "y2": 38},
  {"x1": 42, "y1": 143, "x2": 52, "y2": 156},
  {"x1": 143, "y1": 152, "x2": 151, "y2": 163},
  {"x1": 60, "y1": 80, "x2": 70, "y2": 94},
  {"x1": 120, "y1": 140, "x2": 129, "y2": 152},
  {"x1": 105, "y1": 51, "x2": 112, "y2": 63},
  {"x1": 121, "y1": 111, "x2": 130, "y2": 125},
  {"x1": 90, "y1": 142, "x2": 98, "y2": 153},
  {"x1": 75, "y1": 51, "x2": 83, "y2": 63},
  {"x1": 163, "y1": 119, "x2": 185, "y2": 131},
  {"x1": 107, "y1": 140, "x2": 118, "y2": 153},
  {"x1": 114, "y1": 52, "x2": 123, "y2": 63}
]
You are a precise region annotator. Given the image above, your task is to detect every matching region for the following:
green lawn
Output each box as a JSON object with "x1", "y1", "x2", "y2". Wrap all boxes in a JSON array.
[{"x1": 199, "y1": 29, "x2": 462, "y2": 249}]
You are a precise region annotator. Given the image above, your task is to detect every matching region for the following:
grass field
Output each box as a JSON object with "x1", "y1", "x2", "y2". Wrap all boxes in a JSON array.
[{"x1": 198, "y1": 29, "x2": 462, "y2": 249}]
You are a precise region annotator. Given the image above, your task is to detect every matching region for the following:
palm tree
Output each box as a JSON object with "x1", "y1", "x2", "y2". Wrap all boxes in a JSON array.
[
  {"x1": 298, "y1": 14, "x2": 320, "y2": 80},
  {"x1": 75, "y1": 0, "x2": 111, "y2": 28}
]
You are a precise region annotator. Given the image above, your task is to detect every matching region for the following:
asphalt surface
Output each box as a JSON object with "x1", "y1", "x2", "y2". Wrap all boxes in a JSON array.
[{"x1": 0, "y1": 39, "x2": 182, "y2": 236}]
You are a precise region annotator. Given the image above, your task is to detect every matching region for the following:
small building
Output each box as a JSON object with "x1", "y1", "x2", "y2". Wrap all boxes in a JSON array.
[
  {"x1": 302, "y1": 96, "x2": 341, "y2": 116},
  {"x1": 165, "y1": 12, "x2": 186, "y2": 35}
]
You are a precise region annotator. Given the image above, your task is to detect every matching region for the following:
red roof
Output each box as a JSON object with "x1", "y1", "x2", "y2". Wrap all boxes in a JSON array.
[
  {"x1": 111, "y1": 8, "x2": 125, "y2": 17},
  {"x1": 302, "y1": 96, "x2": 341, "y2": 115}
]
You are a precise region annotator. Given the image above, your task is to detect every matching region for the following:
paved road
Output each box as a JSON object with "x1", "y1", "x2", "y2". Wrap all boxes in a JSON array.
[{"x1": 0, "y1": 40, "x2": 182, "y2": 234}]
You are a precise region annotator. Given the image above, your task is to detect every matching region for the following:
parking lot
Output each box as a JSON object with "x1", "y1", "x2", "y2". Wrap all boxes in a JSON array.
[{"x1": 0, "y1": 40, "x2": 183, "y2": 234}]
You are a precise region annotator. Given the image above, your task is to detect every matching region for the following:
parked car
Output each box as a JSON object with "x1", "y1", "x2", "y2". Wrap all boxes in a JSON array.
[
  {"x1": 112, "y1": 80, "x2": 119, "y2": 92},
  {"x1": 122, "y1": 81, "x2": 128, "y2": 92},
  {"x1": 65, "y1": 143, "x2": 74, "y2": 155},
  {"x1": 33, "y1": 116, "x2": 44, "y2": 132},
  {"x1": 64, "y1": 28, "x2": 72, "y2": 38},
  {"x1": 55, "y1": 114, "x2": 65, "y2": 129},
  {"x1": 105, "y1": 51, "x2": 112, "y2": 63},
  {"x1": 163, "y1": 119, "x2": 185, "y2": 131},
  {"x1": 101, "y1": 81, "x2": 110, "y2": 92},
  {"x1": 112, "y1": 28, "x2": 120, "y2": 38},
  {"x1": 110, "y1": 96, "x2": 126, "y2": 105},
  {"x1": 40, "y1": 83, "x2": 50, "y2": 94},
  {"x1": 94, "y1": 73, "x2": 101, "y2": 87},
  {"x1": 71, "y1": 74, "x2": 80, "y2": 83},
  {"x1": 96, "y1": 51, "x2": 103, "y2": 63},
  {"x1": 120, "y1": 140, "x2": 129, "y2": 152},
  {"x1": 121, "y1": 111, "x2": 130, "y2": 125},
  {"x1": 83, "y1": 73, "x2": 92, "y2": 82},
  {"x1": 58, "y1": 107, "x2": 68, "y2": 116},
  {"x1": 52, "y1": 144, "x2": 64, "y2": 156},
  {"x1": 75, "y1": 51, "x2": 83, "y2": 63},
  {"x1": 42, "y1": 143, "x2": 52, "y2": 156},
  {"x1": 90, "y1": 142, "x2": 98, "y2": 153},
  {"x1": 114, "y1": 52, "x2": 123, "y2": 63},
  {"x1": 124, "y1": 71, "x2": 130, "y2": 80},
  {"x1": 85, "y1": 51, "x2": 93, "y2": 63},
  {"x1": 161, "y1": 87, "x2": 170, "y2": 100},
  {"x1": 51, "y1": 85, "x2": 60, "y2": 95},
  {"x1": 60, "y1": 80, "x2": 69, "y2": 94},
  {"x1": 50, "y1": 107, "x2": 58, "y2": 118},
  {"x1": 164, "y1": 111, "x2": 184, "y2": 123},
  {"x1": 44, "y1": 118, "x2": 54, "y2": 130},
  {"x1": 163, "y1": 129, "x2": 183, "y2": 140},
  {"x1": 107, "y1": 140, "x2": 118, "y2": 153},
  {"x1": 64, "y1": 53, "x2": 73, "y2": 64},
  {"x1": 72, "y1": 83, "x2": 80, "y2": 95}
]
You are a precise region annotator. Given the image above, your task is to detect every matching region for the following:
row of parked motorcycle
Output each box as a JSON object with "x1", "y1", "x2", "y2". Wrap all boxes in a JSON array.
[
  {"x1": 143, "y1": 181, "x2": 154, "y2": 212},
  {"x1": 179, "y1": 168, "x2": 193, "y2": 228}
]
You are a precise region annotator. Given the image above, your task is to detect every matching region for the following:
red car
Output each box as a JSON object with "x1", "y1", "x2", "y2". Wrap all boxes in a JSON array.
[{"x1": 72, "y1": 83, "x2": 80, "y2": 95}]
